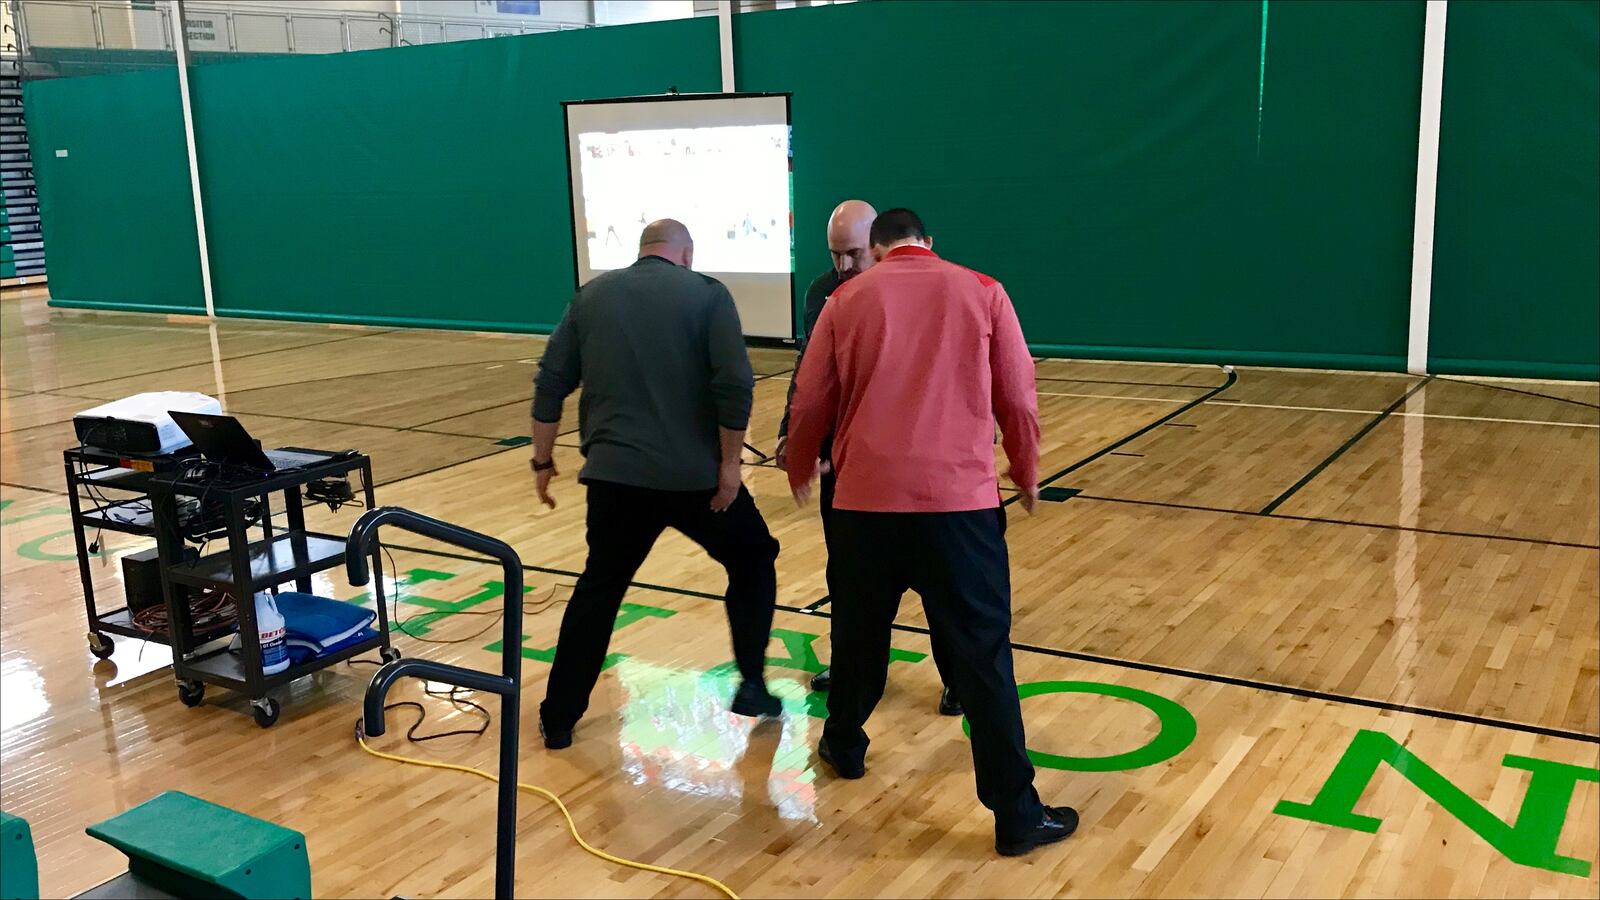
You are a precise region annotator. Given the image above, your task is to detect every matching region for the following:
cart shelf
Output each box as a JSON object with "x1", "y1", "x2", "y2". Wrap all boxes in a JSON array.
[{"x1": 165, "y1": 530, "x2": 347, "y2": 592}]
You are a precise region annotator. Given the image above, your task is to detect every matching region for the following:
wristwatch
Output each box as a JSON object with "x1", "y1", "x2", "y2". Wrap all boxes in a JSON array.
[{"x1": 531, "y1": 457, "x2": 555, "y2": 472}]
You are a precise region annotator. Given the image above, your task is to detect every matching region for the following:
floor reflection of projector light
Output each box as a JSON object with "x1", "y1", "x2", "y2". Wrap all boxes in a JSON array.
[{"x1": 614, "y1": 658, "x2": 818, "y2": 822}]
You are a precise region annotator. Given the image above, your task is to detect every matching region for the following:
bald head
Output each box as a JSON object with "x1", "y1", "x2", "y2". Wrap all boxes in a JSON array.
[
  {"x1": 639, "y1": 218, "x2": 694, "y2": 268},
  {"x1": 826, "y1": 200, "x2": 877, "y2": 280}
]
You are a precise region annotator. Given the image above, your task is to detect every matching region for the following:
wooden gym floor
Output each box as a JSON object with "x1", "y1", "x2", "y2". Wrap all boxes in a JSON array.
[{"x1": 1, "y1": 288, "x2": 1596, "y2": 898}]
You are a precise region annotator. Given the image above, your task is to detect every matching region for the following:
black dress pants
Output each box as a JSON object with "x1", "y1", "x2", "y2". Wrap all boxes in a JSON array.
[
  {"x1": 823, "y1": 506, "x2": 1044, "y2": 838},
  {"x1": 817, "y1": 466, "x2": 837, "y2": 545},
  {"x1": 539, "y1": 479, "x2": 779, "y2": 731}
]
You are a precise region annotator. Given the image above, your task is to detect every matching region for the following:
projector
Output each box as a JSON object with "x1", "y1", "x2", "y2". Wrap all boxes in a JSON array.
[{"x1": 74, "y1": 392, "x2": 221, "y2": 455}]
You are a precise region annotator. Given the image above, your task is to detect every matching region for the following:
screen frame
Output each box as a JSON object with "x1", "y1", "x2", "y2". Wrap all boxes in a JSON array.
[{"x1": 560, "y1": 92, "x2": 797, "y2": 341}]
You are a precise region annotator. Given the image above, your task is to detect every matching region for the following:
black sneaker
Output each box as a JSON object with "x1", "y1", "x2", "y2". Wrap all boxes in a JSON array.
[
  {"x1": 730, "y1": 681, "x2": 783, "y2": 718},
  {"x1": 938, "y1": 686, "x2": 962, "y2": 716},
  {"x1": 810, "y1": 667, "x2": 832, "y2": 691},
  {"x1": 817, "y1": 738, "x2": 865, "y2": 779},
  {"x1": 540, "y1": 720, "x2": 572, "y2": 750},
  {"x1": 996, "y1": 806, "x2": 1079, "y2": 857}
]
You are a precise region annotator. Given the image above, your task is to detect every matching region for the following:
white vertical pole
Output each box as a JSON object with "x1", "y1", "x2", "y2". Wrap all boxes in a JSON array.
[
  {"x1": 717, "y1": 1, "x2": 735, "y2": 93},
  {"x1": 1407, "y1": 0, "x2": 1448, "y2": 375},
  {"x1": 171, "y1": 0, "x2": 216, "y2": 317}
]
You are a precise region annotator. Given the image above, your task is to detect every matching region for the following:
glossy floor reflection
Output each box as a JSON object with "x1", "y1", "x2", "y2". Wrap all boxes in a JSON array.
[{"x1": 1, "y1": 293, "x2": 1596, "y2": 898}]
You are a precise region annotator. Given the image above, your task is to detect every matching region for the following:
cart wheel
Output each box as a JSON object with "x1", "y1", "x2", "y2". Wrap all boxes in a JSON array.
[
  {"x1": 380, "y1": 646, "x2": 402, "y2": 664},
  {"x1": 177, "y1": 680, "x2": 205, "y2": 707},
  {"x1": 251, "y1": 698, "x2": 281, "y2": 728},
  {"x1": 88, "y1": 632, "x2": 115, "y2": 660}
]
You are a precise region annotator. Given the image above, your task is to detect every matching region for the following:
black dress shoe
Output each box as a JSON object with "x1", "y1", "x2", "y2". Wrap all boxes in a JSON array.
[
  {"x1": 817, "y1": 739, "x2": 865, "y2": 779},
  {"x1": 731, "y1": 681, "x2": 783, "y2": 718},
  {"x1": 996, "y1": 805, "x2": 1079, "y2": 857},
  {"x1": 938, "y1": 686, "x2": 962, "y2": 716},
  {"x1": 540, "y1": 721, "x2": 572, "y2": 750},
  {"x1": 810, "y1": 667, "x2": 832, "y2": 691}
]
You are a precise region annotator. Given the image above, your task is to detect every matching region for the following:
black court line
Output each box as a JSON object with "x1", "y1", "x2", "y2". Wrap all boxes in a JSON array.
[
  {"x1": 58, "y1": 329, "x2": 396, "y2": 391},
  {"x1": 1440, "y1": 376, "x2": 1600, "y2": 411},
  {"x1": 383, "y1": 541, "x2": 726, "y2": 602},
  {"x1": 0, "y1": 411, "x2": 90, "y2": 436},
  {"x1": 1033, "y1": 376, "x2": 1212, "y2": 390},
  {"x1": 1078, "y1": 494, "x2": 1600, "y2": 551},
  {"x1": 396, "y1": 364, "x2": 788, "y2": 435},
  {"x1": 380, "y1": 540, "x2": 1599, "y2": 746},
  {"x1": 900, "y1": 621, "x2": 1600, "y2": 746},
  {"x1": 0, "y1": 394, "x2": 156, "y2": 435},
  {"x1": 0, "y1": 480, "x2": 63, "y2": 496},
  {"x1": 1003, "y1": 366, "x2": 1237, "y2": 508},
  {"x1": 1260, "y1": 376, "x2": 1433, "y2": 515},
  {"x1": 405, "y1": 365, "x2": 792, "y2": 440},
  {"x1": 374, "y1": 443, "x2": 541, "y2": 490},
  {"x1": 211, "y1": 355, "x2": 539, "y2": 399},
  {"x1": 406, "y1": 397, "x2": 535, "y2": 432},
  {"x1": 370, "y1": 419, "x2": 581, "y2": 489},
  {"x1": 186, "y1": 406, "x2": 529, "y2": 443},
  {"x1": 802, "y1": 594, "x2": 832, "y2": 612},
  {"x1": 232, "y1": 409, "x2": 503, "y2": 442}
]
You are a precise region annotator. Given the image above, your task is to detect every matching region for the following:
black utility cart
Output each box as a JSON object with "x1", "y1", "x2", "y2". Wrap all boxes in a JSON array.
[
  {"x1": 66, "y1": 445, "x2": 397, "y2": 726},
  {"x1": 65, "y1": 444, "x2": 182, "y2": 658}
]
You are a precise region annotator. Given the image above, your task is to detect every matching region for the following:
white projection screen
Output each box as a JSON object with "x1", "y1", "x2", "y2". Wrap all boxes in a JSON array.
[{"x1": 563, "y1": 94, "x2": 795, "y2": 339}]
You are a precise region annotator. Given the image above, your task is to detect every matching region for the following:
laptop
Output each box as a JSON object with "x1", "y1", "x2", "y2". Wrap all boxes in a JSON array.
[{"x1": 169, "y1": 411, "x2": 331, "y2": 474}]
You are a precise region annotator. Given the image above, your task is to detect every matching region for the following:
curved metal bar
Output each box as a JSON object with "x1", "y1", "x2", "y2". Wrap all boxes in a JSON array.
[{"x1": 348, "y1": 506, "x2": 522, "y2": 900}]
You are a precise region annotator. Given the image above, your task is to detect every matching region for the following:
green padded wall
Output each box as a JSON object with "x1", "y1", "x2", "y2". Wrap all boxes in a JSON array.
[
  {"x1": 25, "y1": 69, "x2": 205, "y2": 314},
  {"x1": 27, "y1": 2, "x2": 1593, "y2": 380},
  {"x1": 1429, "y1": 1, "x2": 1600, "y2": 381},
  {"x1": 188, "y1": 18, "x2": 720, "y2": 332},
  {"x1": 737, "y1": 1, "x2": 1424, "y2": 370}
]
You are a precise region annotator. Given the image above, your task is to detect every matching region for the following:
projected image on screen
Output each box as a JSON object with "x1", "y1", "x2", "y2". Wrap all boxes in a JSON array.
[{"x1": 578, "y1": 125, "x2": 791, "y2": 274}]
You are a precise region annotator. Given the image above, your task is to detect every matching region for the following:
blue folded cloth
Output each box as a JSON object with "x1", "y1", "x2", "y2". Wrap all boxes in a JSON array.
[
  {"x1": 274, "y1": 592, "x2": 376, "y2": 649},
  {"x1": 286, "y1": 626, "x2": 380, "y2": 665}
]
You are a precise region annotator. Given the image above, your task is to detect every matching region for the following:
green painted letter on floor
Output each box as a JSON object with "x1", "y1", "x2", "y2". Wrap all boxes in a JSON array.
[{"x1": 1274, "y1": 729, "x2": 1599, "y2": 876}]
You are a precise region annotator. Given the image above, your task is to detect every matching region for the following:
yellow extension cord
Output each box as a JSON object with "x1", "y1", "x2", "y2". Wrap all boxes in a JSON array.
[{"x1": 356, "y1": 731, "x2": 740, "y2": 900}]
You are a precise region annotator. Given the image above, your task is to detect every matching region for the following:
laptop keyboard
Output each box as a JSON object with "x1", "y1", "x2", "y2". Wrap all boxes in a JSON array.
[{"x1": 266, "y1": 449, "x2": 330, "y2": 469}]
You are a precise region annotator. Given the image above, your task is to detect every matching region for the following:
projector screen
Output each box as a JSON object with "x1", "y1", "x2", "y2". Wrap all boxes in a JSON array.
[{"x1": 564, "y1": 94, "x2": 794, "y2": 339}]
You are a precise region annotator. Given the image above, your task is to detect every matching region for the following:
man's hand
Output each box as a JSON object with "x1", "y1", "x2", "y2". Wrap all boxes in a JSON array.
[
  {"x1": 1017, "y1": 485, "x2": 1039, "y2": 514},
  {"x1": 532, "y1": 457, "x2": 559, "y2": 509},
  {"x1": 792, "y1": 474, "x2": 814, "y2": 507},
  {"x1": 774, "y1": 436, "x2": 788, "y2": 471},
  {"x1": 711, "y1": 461, "x2": 742, "y2": 512}
]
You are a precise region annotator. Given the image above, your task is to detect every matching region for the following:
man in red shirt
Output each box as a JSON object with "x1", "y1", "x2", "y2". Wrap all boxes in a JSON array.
[
  {"x1": 777, "y1": 198, "x2": 956, "y2": 715},
  {"x1": 786, "y1": 209, "x2": 1076, "y2": 857}
]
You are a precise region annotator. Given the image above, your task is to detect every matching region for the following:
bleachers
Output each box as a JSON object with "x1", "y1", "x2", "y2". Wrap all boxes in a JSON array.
[{"x1": 1, "y1": 52, "x2": 46, "y2": 283}]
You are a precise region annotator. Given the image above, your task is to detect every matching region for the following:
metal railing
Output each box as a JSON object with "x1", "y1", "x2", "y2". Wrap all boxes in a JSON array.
[
  {"x1": 12, "y1": 0, "x2": 593, "y2": 61},
  {"x1": 348, "y1": 506, "x2": 524, "y2": 900}
]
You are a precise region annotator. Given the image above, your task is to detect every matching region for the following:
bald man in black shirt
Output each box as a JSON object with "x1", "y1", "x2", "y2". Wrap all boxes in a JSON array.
[{"x1": 776, "y1": 200, "x2": 959, "y2": 716}]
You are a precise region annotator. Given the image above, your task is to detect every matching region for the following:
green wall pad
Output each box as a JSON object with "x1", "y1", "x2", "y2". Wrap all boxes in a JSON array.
[
  {"x1": 85, "y1": 791, "x2": 311, "y2": 900},
  {"x1": 23, "y1": 69, "x2": 205, "y2": 312},
  {"x1": 189, "y1": 18, "x2": 720, "y2": 332},
  {"x1": 1428, "y1": 0, "x2": 1600, "y2": 381},
  {"x1": 0, "y1": 811, "x2": 40, "y2": 900},
  {"x1": 736, "y1": 0, "x2": 1424, "y2": 371},
  {"x1": 23, "y1": 2, "x2": 1595, "y2": 380}
]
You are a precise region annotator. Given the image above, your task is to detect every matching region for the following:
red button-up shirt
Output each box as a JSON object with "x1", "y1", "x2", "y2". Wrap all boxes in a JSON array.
[{"x1": 786, "y1": 245, "x2": 1040, "y2": 513}]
